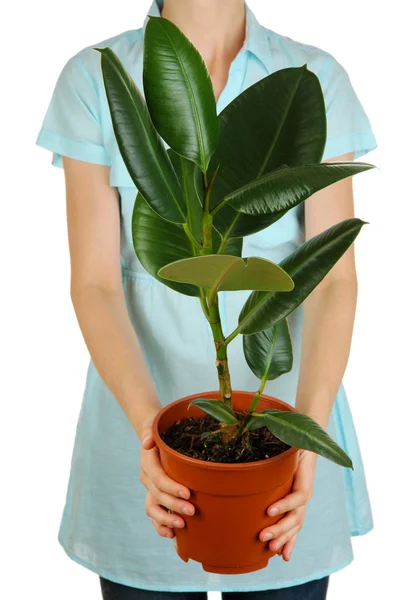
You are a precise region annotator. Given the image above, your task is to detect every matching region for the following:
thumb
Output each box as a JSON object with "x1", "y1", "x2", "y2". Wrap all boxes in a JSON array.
[{"x1": 141, "y1": 426, "x2": 156, "y2": 451}]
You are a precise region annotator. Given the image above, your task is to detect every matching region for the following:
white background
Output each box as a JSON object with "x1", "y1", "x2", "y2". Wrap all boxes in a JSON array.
[{"x1": 3, "y1": 0, "x2": 410, "y2": 598}]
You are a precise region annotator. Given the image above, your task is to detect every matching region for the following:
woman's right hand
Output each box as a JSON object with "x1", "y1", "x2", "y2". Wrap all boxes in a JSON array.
[{"x1": 139, "y1": 416, "x2": 196, "y2": 539}]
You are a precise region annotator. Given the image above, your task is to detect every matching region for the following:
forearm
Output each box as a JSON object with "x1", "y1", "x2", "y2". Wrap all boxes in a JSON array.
[
  {"x1": 71, "y1": 284, "x2": 162, "y2": 439},
  {"x1": 295, "y1": 279, "x2": 357, "y2": 430}
]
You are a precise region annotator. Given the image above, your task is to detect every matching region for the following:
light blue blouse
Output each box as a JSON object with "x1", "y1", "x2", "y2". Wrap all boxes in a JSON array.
[{"x1": 35, "y1": 0, "x2": 378, "y2": 592}]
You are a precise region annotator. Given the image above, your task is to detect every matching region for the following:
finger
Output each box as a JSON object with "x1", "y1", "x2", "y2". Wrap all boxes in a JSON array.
[
  {"x1": 140, "y1": 467, "x2": 194, "y2": 515},
  {"x1": 141, "y1": 424, "x2": 157, "y2": 451},
  {"x1": 146, "y1": 498, "x2": 186, "y2": 529},
  {"x1": 281, "y1": 534, "x2": 298, "y2": 562},
  {"x1": 269, "y1": 524, "x2": 300, "y2": 554},
  {"x1": 144, "y1": 448, "x2": 192, "y2": 501},
  {"x1": 151, "y1": 519, "x2": 175, "y2": 539},
  {"x1": 154, "y1": 488, "x2": 195, "y2": 517},
  {"x1": 267, "y1": 490, "x2": 309, "y2": 517},
  {"x1": 260, "y1": 509, "x2": 303, "y2": 541},
  {"x1": 142, "y1": 435, "x2": 156, "y2": 451}
]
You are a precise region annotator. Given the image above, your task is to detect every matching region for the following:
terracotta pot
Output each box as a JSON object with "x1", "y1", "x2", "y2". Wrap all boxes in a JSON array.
[{"x1": 152, "y1": 390, "x2": 300, "y2": 574}]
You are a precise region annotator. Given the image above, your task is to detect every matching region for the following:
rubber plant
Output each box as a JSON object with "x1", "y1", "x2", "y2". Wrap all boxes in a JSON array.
[{"x1": 94, "y1": 16, "x2": 375, "y2": 470}]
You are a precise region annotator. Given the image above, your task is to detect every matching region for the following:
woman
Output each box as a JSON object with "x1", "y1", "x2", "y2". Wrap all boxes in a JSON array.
[{"x1": 35, "y1": 0, "x2": 377, "y2": 598}]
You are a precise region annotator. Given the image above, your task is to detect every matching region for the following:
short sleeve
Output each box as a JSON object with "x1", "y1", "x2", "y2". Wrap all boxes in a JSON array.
[
  {"x1": 35, "y1": 53, "x2": 111, "y2": 168},
  {"x1": 319, "y1": 53, "x2": 378, "y2": 161}
]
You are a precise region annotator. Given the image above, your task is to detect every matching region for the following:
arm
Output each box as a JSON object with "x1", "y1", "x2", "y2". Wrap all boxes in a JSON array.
[
  {"x1": 62, "y1": 156, "x2": 162, "y2": 439},
  {"x1": 259, "y1": 150, "x2": 358, "y2": 559},
  {"x1": 62, "y1": 156, "x2": 195, "y2": 537},
  {"x1": 295, "y1": 150, "x2": 357, "y2": 429}
]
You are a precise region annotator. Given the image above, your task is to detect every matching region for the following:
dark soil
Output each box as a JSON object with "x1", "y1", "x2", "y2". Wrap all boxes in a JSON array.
[{"x1": 160, "y1": 410, "x2": 290, "y2": 463}]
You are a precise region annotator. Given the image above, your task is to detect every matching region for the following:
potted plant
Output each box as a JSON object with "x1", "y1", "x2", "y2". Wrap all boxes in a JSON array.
[{"x1": 94, "y1": 16, "x2": 375, "y2": 575}]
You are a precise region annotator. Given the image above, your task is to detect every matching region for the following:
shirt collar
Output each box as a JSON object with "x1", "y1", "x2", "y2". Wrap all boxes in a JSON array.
[{"x1": 143, "y1": 0, "x2": 272, "y2": 74}]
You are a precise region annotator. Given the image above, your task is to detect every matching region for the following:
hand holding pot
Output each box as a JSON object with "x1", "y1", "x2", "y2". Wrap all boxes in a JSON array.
[
  {"x1": 259, "y1": 449, "x2": 317, "y2": 561},
  {"x1": 139, "y1": 417, "x2": 196, "y2": 539}
]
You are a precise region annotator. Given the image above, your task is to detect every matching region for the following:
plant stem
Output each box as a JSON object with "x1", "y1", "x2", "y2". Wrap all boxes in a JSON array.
[
  {"x1": 208, "y1": 293, "x2": 233, "y2": 406},
  {"x1": 224, "y1": 326, "x2": 240, "y2": 346},
  {"x1": 199, "y1": 289, "x2": 209, "y2": 319},
  {"x1": 236, "y1": 377, "x2": 267, "y2": 439},
  {"x1": 199, "y1": 163, "x2": 233, "y2": 406},
  {"x1": 182, "y1": 223, "x2": 203, "y2": 251}
]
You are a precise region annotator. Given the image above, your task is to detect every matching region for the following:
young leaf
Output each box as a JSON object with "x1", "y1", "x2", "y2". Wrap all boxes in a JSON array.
[
  {"x1": 158, "y1": 255, "x2": 294, "y2": 292},
  {"x1": 144, "y1": 17, "x2": 218, "y2": 172},
  {"x1": 94, "y1": 47, "x2": 186, "y2": 223},
  {"x1": 243, "y1": 318, "x2": 293, "y2": 381},
  {"x1": 188, "y1": 399, "x2": 239, "y2": 425},
  {"x1": 263, "y1": 410, "x2": 353, "y2": 468}
]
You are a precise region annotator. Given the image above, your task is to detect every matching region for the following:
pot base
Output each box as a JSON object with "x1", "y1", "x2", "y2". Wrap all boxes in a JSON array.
[{"x1": 176, "y1": 544, "x2": 270, "y2": 575}]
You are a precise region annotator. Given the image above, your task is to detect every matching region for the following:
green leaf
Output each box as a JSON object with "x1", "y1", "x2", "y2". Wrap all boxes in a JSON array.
[
  {"x1": 238, "y1": 218, "x2": 366, "y2": 334},
  {"x1": 244, "y1": 413, "x2": 267, "y2": 432},
  {"x1": 188, "y1": 399, "x2": 239, "y2": 424},
  {"x1": 132, "y1": 192, "x2": 199, "y2": 296},
  {"x1": 208, "y1": 65, "x2": 327, "y2": 239},
  {"x1": 225, "y1": 162, "x2": 374, "y2": 217},
  {"x1": 263, "y1": 410, "x2": 353, "y2": 468},
  {"x1": 95, "y1": 47, "x2": 186, "y2": 223},
  {"x1": 143, "y1": 16, "x2": 218, "y2": 172},
  {"x1": 243, "y1": 319, "x2": 293, "y2": 381},
  {"x1": 168, "y1": 149, "x2": 203, "y2": 246},
  {"x1": 166, "y1": 150, "x2": 244, "y2": 257},
  {"x1": 157, "y1": 255, "x2": 295, "y2": 292}
]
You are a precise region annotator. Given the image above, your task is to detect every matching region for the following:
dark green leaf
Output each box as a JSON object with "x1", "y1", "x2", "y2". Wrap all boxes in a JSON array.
[
  {"x1": 95, "y1": 47, "x2": 186, "y2": 223},
  {"x1": 244, "y1": 413, "x2": 267, "y2": 431},
  {"x1": 238, "y1": 218, "x2": 366, "y2": 334},
  {"x1": 263, "y1": 410, "x2": 353, "y2": 468},
  {"x1": 188, "y1": 399, "x2": 239, "y2": 424},
  {"x1": 208, "y1": 65, "x2": 327, "y2": 239},
  {"x1": 132, "y1": 192, "x2": 199, "y2": 296},
  {"x1": 144, "y1": 17, "x2": 218, "y2": 172},
  {"x1": 226, "y1": 162, "x2": 374, "y2": 216},
  {"x1": 168, "y1": 149, "x2": 203, "y2": 245},
  {"x1": 243, "y1": 319, "x2": 293, "y2": 380}
]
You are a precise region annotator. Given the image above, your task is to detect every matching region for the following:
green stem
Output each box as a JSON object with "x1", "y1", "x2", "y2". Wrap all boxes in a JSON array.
[
  {"x1": 182, "y1": 223, "x2": 203, "y2": 251},
  {"x1": 208, "y1": 294, "x2": 233, "y2": 406},
  {"x1": 224, "y1": 326, "x2": 240, "y2": 346},
  {"x1": 236, "y1": 376, "x2": 268, "y2": 439},
  {"x1": 199, "y1": 289, "x2": 209, "y2": 319}
]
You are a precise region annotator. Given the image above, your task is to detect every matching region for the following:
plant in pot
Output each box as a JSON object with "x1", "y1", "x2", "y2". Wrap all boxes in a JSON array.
[{"x1": 94, "y1": 16, "x2": 375, "y2": 575}]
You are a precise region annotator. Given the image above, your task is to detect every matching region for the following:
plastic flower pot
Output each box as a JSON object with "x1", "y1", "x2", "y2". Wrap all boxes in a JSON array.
[{"x1": 152, "y1": 389, "x2": 300, "y2": 575}]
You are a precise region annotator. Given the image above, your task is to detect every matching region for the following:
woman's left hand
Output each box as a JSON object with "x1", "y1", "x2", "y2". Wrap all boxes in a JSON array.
[{"x1": 259, "y1": 449, "x2": 318, "y2": 561}]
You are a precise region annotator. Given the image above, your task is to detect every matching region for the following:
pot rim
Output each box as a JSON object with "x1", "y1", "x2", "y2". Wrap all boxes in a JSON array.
[{"x1": 152, "y1": 389, "x2": 300, "y2": 471}]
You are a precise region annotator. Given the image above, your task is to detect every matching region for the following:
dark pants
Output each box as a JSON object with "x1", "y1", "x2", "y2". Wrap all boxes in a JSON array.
[{"x1": 100, "y1": 576, "x2": 329, "y2": 600}]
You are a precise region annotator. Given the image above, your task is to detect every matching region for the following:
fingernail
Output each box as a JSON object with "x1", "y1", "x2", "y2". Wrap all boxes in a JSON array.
[
  {"x1": 142, "y1": 435, "x2": 152, "y2": 445},
  {"x1": 268, "y1": 507, "x2": 279, "y2": 516},
  {"x1": 261, "y1": 532, "x2": 273, "y2": 541},
  {"x1": 178, "y1": 490, "x2": 189, "y2": 499},
  {"x1": 272, "y1": 540, "x2": 280, "y2": 551},
  {"x1": 181, "y1": 505, "x2": 194, "y2": 515},
  {"x1": 172, "y1": 519, "x2": 183, "y2": 527}
]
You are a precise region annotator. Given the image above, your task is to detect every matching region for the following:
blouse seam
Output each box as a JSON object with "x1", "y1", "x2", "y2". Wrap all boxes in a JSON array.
[
  {"x1": 326, "y1": 129, "x2": 375, "y2": 142},
  {"x1": 36, "y1": 127, "x2": 111, "y2": 165},
  {"x1": 332, "y1": 398, "x2": 361, "y2": 535},
  {"x1": 75, "y1": 51, "x2": 110, "y2": 157}
]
